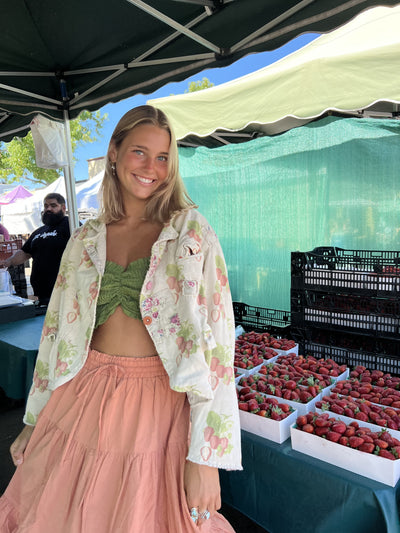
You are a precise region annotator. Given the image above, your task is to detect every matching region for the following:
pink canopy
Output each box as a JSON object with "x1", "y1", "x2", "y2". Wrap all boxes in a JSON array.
[{"x1": 0, "y1": 184, "x2": 32, "y2": 205}]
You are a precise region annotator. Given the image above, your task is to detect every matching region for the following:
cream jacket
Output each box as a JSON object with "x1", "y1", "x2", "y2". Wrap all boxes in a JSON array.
[{"x1": 24, "y1": 208, "x2": 242, "y2": 470}]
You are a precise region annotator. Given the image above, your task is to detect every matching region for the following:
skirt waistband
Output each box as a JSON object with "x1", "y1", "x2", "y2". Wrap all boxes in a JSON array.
[{"x1": 85, "y1": 348, "x2": 166, "y2": 378}]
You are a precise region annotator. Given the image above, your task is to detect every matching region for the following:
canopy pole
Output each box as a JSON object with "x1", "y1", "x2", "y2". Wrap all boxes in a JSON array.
[{"x1": 62, "y1": 109, "x2": 79, "y2": 232}]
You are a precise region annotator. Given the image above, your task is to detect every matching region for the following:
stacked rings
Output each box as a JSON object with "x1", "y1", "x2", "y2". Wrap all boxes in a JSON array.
[
  {"x1": 199, "y1": 510, "x2": 211, "y2": 520},
  {"x1": 190, "y1": 508, "x2": 211, "y2": 523},
  {"x1": 190, "y1": 508, "x2": 199, "y2": 524}
]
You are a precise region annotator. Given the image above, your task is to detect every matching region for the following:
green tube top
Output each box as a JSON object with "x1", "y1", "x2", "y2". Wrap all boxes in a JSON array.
[{"x1": 95, "y1": 257, "x2": 150, "y2": 328}]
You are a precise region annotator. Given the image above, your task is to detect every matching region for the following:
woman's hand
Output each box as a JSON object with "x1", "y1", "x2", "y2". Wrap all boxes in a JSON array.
[
  {"x1": 184, "y1": 460, "x2": 221, "y2": 527},
  {"x1": 10, "y1": 425, "x2": 35, "y2": 466}
]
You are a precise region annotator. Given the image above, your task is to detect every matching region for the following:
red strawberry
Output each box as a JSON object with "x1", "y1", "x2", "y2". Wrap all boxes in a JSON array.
[
  {"x1": 339, "y1": 436, "x2": 349, "y2": 446},
  {"x1": 326, "y1": 431, "x2": 341, "y2": 443},
  {"x1": 331, "y1": 422, "x2": 347, "y2": 435},
  {"x1": 349, "y1": 436, "x2": 364, "y2": 448},
  {"x1": 315, "y1": 426, "x2": 329, "y2": 436},
  {"x1": 355, "y1": 411, "x2": 369, "y2": 422},
  {"x1": 358, "y1": 442, "x2": 375, "y2": 454},
  {"x1": 378, "y1": 449, "x2": 397, "y2": 460},
  {"x1": 296, "y1": 415, "x2": 307, "y2": 427},
  {"x1": 302, "y1": 424, "x2": 314, "y2": 433},
  {"x1": 238, "y1": 402, "x2": 249, "y2": 411}
]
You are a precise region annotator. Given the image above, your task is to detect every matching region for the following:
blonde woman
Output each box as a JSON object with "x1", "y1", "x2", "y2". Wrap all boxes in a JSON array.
[{"x1": 0, "y1": 105, "x2": 241, "y2": 532}]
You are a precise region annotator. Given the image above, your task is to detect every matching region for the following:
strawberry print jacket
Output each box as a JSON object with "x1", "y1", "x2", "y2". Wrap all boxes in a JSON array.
[{"x1": 24, "y1": 208, "x2": 242, "y2": 470}]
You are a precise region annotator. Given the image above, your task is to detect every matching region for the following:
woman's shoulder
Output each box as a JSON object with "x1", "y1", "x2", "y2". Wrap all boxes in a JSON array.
[
  {"x1": 171, "y1": 207, "x2": 210, "y2": 229},
  {"x1": 171, "y1": 208, "x2": 218, "y2": 246},
  {"x1": 71, "y1": 217, "x2": 105, "y2": 240}
]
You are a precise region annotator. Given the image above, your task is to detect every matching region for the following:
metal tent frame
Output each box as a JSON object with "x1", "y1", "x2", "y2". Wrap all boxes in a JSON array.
[{"x1": 1, "y1": 0, "x2": 399, "y2": 229}]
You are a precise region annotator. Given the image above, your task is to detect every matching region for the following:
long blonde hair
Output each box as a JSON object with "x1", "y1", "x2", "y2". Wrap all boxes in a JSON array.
[{"x1": 99, "y1": 105, "x2": 195, "y2": 224}]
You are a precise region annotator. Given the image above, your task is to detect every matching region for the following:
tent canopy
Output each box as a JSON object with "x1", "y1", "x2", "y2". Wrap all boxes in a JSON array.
[
  {"x1": 148, "y1": 4, "x2": 400, "y2": 146},
  {"x1": 0, "y1": 184, "x2": 32, "y2": 205},
  {"x1": 1, "y1": 0, "x2": 399, "y2": 142},
  {"x1": 1, "y1": 174, "x2": 103, "y2": 234}
]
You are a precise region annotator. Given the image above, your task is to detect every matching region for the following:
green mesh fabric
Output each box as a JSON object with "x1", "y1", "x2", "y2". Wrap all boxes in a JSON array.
[
  {"x1": 178, "y1": 117, "x2": 400, "y2": 311},
  {"x1": 95, "y1": 257, "x2": 150, "y2": 327}
]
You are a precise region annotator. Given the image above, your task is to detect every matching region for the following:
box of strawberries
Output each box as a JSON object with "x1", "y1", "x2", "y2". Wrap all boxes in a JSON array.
[
  {"x1": 237, "y1": 390, "x2": 297, "y2": 443},
  {"x1": 291, "y1": 411, "x2": 400, "y2": 486}
]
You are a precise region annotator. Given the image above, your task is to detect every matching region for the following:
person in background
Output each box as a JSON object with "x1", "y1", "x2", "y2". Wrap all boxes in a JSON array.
[
  {"x1": 0, "y1": 222, "x2": 10, "y2": 241},
  {"x1": 0, "y1": 221, "x2": 28, "y2": 298},
  {"x1": 0, "y1": 193, "x2": 70, "y2": 306},
  {"x1": 0, "y1": 105, "x2": 241, "y2": 532}
]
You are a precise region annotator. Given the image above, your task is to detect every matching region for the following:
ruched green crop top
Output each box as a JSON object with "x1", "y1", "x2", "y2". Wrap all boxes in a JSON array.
[{"x1": 94, "y1": 257, "x2": 150, "y2": 328}]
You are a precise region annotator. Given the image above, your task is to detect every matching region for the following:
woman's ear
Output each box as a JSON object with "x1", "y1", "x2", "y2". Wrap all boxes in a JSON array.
[{"x1": 108, "y1": 143, "x2": 117, "y2": 164}]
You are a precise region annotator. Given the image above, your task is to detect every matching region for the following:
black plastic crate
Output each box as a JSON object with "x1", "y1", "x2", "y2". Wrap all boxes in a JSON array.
[
  {"x1": 291, "y1": 249, "x2": 400, "y2": 296},
  {"x1": 233, "y1": 302, "x2": 291, "y2": 335},
  {"x1": 291, "y1": 289, "x2": 400, "y2": 339},
  {"x1": 291, "y1": 326, "x2": 400, "y2": 357},
  {"x1": 302, "y1": 341, "x2": 400, "y2": 377}
]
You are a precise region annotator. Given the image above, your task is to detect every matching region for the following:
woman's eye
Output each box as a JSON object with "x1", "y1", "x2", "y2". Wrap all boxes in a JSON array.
[
  {"x1": 133, "y1": 149, "x2": 144, "y2": 155},
  {"x1": 158, "y1": 155, "x2": 168, "y2": 162}
]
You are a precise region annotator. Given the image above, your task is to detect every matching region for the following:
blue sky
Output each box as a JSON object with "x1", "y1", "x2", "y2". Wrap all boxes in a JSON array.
[{"x1": 73, "y1": 32, "x2": 319, "y2": 181}]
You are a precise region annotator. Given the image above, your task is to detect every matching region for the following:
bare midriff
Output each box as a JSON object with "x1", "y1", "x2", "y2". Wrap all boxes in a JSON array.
[{"x1": 90, "y1": 306, "x2": 157, "y2": 358}]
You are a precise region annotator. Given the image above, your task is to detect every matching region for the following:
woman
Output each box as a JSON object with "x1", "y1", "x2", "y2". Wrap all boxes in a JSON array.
[{"x1": 0, "y1": 106, "x2": 241, "y2": 532}]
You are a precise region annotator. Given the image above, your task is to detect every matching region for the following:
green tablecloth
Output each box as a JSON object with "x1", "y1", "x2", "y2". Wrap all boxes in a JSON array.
[
  {"x1": 220, "y1": 430, "x2": 400, "y2": 533},
  {"x1": 0, "y1": 315, "x2": 44, "y2": 399}
]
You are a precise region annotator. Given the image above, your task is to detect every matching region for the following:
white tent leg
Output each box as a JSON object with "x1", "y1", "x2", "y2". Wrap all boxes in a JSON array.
[{"x1": 62, "y1": 110, "x2": 79, "y2": 232}]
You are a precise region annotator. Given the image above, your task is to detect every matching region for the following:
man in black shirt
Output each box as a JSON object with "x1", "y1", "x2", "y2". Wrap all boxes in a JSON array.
[{"x1": 1, "y1": 193, "x2": 71, "y2": 306}]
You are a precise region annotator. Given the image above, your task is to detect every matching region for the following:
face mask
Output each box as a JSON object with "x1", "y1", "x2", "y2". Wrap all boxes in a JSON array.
[{"x1": 41, "y1": 210, "x2": 65, "y2": 226}]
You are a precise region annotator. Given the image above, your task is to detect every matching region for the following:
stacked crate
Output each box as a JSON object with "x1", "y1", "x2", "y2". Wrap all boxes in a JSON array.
[
  {"x1": 233, "y1": 302, "x2": 291, "y2": 337},
  {"x1": 290, "y1": 247, "x2": 400, "y2": 374}
]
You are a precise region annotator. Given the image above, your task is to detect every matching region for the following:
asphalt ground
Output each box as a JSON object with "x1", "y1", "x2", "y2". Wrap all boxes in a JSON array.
[{"x1": 0, "y1": 394, "x2": 268, "y2": 533}]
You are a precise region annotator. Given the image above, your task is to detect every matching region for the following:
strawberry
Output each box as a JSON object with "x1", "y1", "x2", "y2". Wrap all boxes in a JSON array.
[
  {"x1": 315, "y1": 426, "x2": 329, "y2": 436},
  {"x1": 331, "y1": 422, "x2": 346, "y2": 435},
  {"x1": 326, "y1": 431, "x2": 341, "y2": 443},
  {"x1": 378, "y1": 449, "x2": 397, "y2": 460},
  {"x1": 349, "y1": 436, "x2": 364, "y2": 448},
  {"x1": 238, "y1": 402, "x2": 249, "y2": 411},
  {"x1": 243, "y1": 392, "x2": 256, "y2": 401},
  {"x1": 330, "y1": 404, "x2": 345, "y2": 415},
  {"x1": 358, "y1": 442, "x2": 375, "y2": 454},
  {"x1": 296, "y1": 415, "x2": 307, "y2": 427},
  {"x1": 374, "y1": 439, "x2": 389, "y2": 449},
  {"x1": 301, "y1": 424, "x2": 314, "y2": 433},
  {"x1": 339, "y1": 436, "x2": 349, "y2": 446},
  {"x1": 355, "y1": 411, "x2": 369, "y2": 422}
]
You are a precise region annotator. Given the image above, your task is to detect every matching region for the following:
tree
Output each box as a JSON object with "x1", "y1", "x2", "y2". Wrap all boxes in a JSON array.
[
  {"x1": 185, "y1": 77, "x2": 214, "y2": 93},
  {"x1": 0, "y1": 110, "x2": 107, "y2": 187}
]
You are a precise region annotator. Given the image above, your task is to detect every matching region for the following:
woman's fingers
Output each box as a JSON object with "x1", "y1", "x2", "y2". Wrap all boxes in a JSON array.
[{"x1": 10, "y1": 425, "x2": 34, "y2": 466}]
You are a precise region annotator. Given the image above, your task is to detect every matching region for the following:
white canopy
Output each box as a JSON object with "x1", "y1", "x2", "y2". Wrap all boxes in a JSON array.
[
  {"x1": 148, "y1": 4, "x2": 400, "y2": 146},
  {"x1": 1, "y1": 173, "x2": 103, "y2": 235}
]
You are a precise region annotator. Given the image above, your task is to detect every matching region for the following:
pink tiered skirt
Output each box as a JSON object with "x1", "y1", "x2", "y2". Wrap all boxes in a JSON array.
[{"x1": 0, "y1": 349, "x2": 235, "y2": 533}]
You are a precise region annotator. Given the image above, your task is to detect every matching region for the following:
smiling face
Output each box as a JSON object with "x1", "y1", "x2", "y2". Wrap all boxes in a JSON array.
[{"x1": 109, "y1": 123, "x2": 170, "y2": 209}]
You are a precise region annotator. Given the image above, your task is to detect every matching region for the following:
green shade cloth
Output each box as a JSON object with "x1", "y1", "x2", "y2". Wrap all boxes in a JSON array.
[
  {"x1": 220, "y1": 430, "x2": 400, "y2": 533},
  {"x1": 0, "y1": 315, "x2": 44, "y2": 399},
  {"x1": 179, "y1": 116, "x2": 400, "y2": 311},
  {"x1": 95, "y1": 258, "x2": 150, "y2": 327}
]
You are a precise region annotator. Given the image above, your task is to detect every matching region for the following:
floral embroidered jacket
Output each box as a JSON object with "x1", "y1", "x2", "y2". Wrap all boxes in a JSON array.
[{"x1": 24, "y1": 208, "x2": 242, "y2": 470}]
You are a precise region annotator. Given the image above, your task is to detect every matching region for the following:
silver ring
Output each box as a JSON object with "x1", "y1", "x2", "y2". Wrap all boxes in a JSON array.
[
  {"x1": 190, "y1": 507, "x2": 199, "y2": 523},
  {"x1": 199, "y1": 510, "x2": 211, "y2": 520}
]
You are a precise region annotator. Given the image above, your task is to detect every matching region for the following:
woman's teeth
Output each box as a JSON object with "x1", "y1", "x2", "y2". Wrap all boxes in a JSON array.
[{"x1": 136, "y1": 175, "x2": 154, "y2": 184}]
